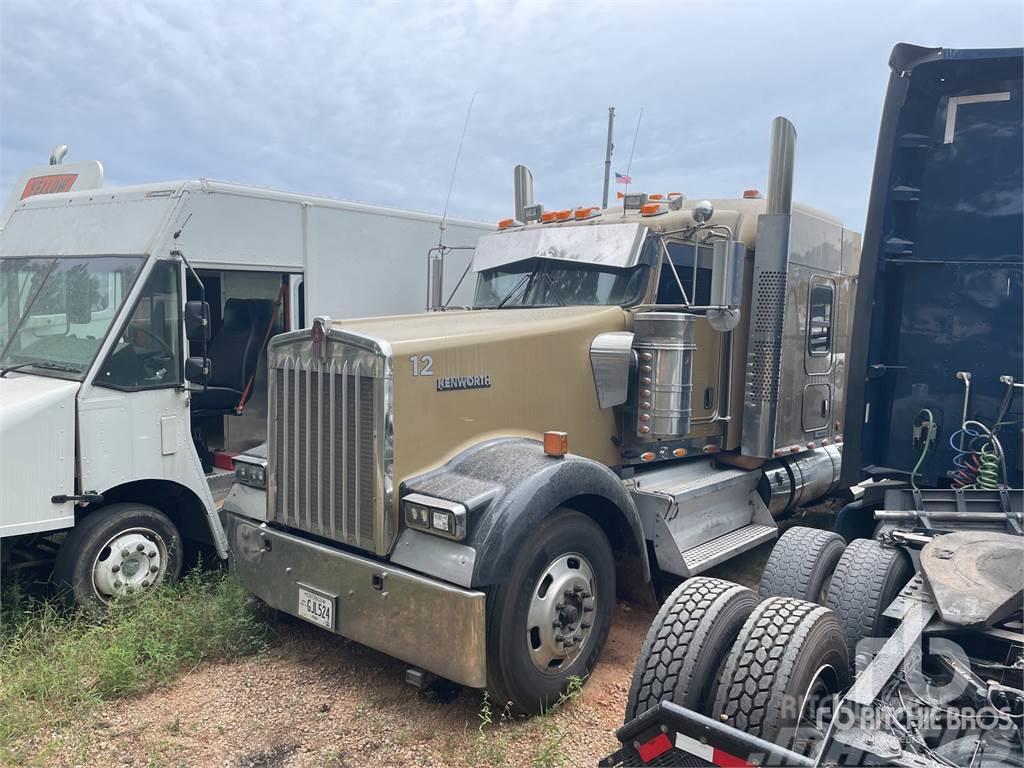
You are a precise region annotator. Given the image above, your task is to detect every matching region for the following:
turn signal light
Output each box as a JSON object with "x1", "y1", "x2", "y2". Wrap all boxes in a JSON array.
[
  {"x1": 640, "y1": 452, "x2": 656, "y2": 462},
  {"x1": 544, "y1": 431, "x2": 569, "y2": 457},
  {"x1": 673, "y1": 448, "x2": 687, "y2": 458}
]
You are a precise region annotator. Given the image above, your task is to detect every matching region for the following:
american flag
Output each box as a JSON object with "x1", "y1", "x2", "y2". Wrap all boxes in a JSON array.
[{"x1": 615, "y1": 172, "x2": 632, "y2": 185}]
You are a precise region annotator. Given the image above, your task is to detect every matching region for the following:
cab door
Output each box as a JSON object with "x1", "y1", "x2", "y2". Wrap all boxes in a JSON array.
[{"x1": 77, "y1": 259, "x2": 219, "y2": 537}]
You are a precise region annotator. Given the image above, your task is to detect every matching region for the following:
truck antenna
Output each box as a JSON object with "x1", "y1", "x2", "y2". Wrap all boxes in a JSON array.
[
  {"x1": 428, "y1": 93, "x2": 477, "y2": 310},
  {"x1": 623, "y1": 107, "x2": 644, "y2": 202},
  {"x1": 439, "y1": 92, "x2": 477, "y2": 246}
]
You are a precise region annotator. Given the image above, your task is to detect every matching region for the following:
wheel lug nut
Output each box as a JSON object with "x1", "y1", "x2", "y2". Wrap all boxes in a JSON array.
[
  {"x1": 581, "y1": 621, "x2": 591, "y2": 629},
  {"x1": 136, "y1": 543, "x2": 145, "y2": 552},
  {"x1": 583, "y1": 604, "x2": 594, "y2": 613},
  {"x1": 142, "y1": 580, "x2": 150, "y2": 588},
  {"x1": 114, "y1": 580, "x2": 122, "y2": 588},
  {"x1": 111, "y1": 565, "x2": 121, "y2": 573},
  {"x1": 147, "y1": 551, "x2": 157, "y2": 558},
  {"x1": 121, "y1": 549, "x2": 130, "y2": 558},
  {"x1": 150, "y1": 565, "x2": 158, "y2": 574}
]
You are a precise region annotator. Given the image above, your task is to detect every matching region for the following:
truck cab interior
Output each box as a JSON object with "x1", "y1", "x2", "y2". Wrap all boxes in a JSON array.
[{"x1": 187, "y1": 269, "x2": 295, "y2": 473}]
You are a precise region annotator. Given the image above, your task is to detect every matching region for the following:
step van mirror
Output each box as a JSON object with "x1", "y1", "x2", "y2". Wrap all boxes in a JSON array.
[
  {"x1": 184, "y1": 300, "x2": 211, "y2": 342},
  {"x1": 185, "y1": 356, "x2": 211, "y2": 385}
]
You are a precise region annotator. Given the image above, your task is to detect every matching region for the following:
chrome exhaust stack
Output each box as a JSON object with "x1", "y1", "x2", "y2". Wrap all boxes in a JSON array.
[
  {"x1": 513, "y1": 164, "x2": 533, "y2": 223},
  {"x1": 765, "y1": 117, "x2": 796, "y2": 216}
]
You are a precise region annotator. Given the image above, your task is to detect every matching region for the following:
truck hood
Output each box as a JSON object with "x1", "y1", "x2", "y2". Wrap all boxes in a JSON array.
[
  {"x1": 334, "y1": 305, "x2": 627, "y2": 356},
  {"x1": 0, "y1": 373, "x2": 78, "y2": 536}
]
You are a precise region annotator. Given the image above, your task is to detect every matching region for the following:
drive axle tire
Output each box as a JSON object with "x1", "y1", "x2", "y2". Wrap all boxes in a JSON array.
[
  {"x1": 624, "y1": 577, "x2": 758, "y2": 722},
  {"x1": 53, "y1": 503, "x2": 183, "y2": 607},
  {"x1": 713, "y1": 597, "x2": 849, "y2": 746},
  {"x1": 825, "y1": 537, "x2": 913, "y2": 672},
  {"x1": 758, "y1": 526, "x2": 846, "y2": 604},
  {"x1": 485, "y1": 508, "x2": 615, "y2": 716}
]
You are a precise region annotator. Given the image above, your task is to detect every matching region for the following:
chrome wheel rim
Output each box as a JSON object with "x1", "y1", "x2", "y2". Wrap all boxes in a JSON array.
[
  {"x1": 526, "y1": 552, "x2": 597, "y2": 674},
  {"x1": 91, "y1": 527, "x2": 168, "y2": 604}
]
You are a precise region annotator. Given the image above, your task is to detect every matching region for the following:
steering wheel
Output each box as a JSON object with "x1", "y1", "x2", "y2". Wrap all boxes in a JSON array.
[{"x1": 123, "y1": 325, "x2": 175, "y2": 357}]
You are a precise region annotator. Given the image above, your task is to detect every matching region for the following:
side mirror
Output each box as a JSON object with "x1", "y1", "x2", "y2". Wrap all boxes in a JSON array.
[
  {"x1": 184, "y1": 300, "x2": 210, "y2": 342},
  {"x1": 185, "y1": 356, "x2": 211, "y2": 385}
]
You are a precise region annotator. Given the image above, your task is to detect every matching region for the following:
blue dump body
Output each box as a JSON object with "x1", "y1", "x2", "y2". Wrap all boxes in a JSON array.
[{"x1": 843, "y1": 44, "x2": 1024, "y2": 489}]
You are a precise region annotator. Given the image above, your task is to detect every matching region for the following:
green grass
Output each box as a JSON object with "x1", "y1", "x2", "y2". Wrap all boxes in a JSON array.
[{"x1": 0, "y1": 569, "x2": 267, "y2": 764}]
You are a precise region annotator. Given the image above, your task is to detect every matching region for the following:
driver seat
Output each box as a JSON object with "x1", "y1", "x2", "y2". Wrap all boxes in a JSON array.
[{"x1": 191, "y1": 298, "x2": 268, "y2": 414}]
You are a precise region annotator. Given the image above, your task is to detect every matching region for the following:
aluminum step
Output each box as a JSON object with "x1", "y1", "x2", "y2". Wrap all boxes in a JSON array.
[
  {"x1": 639, "y1": 466, "x2": 750, "y2": 500},
  {"x1": 681, "y1": 523, "x2": 777, "y2": 576}
]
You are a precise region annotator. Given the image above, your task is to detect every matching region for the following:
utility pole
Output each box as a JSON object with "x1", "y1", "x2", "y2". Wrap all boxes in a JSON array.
[{"x1": 601, "y1": 106, "x2": 615, "y2": 209}]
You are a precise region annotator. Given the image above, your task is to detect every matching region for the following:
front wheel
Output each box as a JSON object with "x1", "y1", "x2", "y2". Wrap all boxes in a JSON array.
[
  {"x1": 486, "y1": 508, "x2": 615, "y2": 715},
  {"x1": 53, "y1": 503, "x2": 183, "y2": 607}
]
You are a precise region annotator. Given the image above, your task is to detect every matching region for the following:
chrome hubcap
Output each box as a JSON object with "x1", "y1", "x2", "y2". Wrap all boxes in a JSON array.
[
  {"x1": 526, "y1": 553, "x2": 597, "y2": 673},
  {"x1": 92, "y1": 528, "x2": 167, "y2": 604}
]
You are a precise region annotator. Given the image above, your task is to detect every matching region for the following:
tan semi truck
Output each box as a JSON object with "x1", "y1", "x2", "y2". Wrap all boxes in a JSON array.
[{"x1": 223, "y1": 117, "x2": 861, "y2": 713}]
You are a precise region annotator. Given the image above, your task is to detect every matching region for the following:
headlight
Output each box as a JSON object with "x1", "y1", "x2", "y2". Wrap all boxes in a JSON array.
[
  {"x1": 402, "y1": 493, "x2": 466, "y2": 540},
  {"x1": 234, "y1": 458, "x2": 267, "y2": 489}
]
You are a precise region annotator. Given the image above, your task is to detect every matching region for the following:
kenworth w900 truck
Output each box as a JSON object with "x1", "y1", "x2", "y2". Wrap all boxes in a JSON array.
[
  {"x1": 0, "y1": 158, "x2": 488, "y2": 606},
  {"x1": 224, "y1": 117, "x2": 861, "y2": 713}
]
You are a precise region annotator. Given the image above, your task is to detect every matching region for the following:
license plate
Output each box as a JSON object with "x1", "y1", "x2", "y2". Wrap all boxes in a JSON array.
[{"x1": 297, "y1": 586, "x2": 335, "y2": 630}]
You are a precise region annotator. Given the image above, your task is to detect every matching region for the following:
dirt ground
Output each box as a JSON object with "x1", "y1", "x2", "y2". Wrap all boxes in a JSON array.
[{"x1": 36, "y1": 506, "x2": 835, "y2": 768}]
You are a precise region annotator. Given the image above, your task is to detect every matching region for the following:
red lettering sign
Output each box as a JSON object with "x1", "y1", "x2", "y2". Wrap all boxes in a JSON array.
[{"x1": 20, "y1": 173, "x2": 79, "y2": 200}]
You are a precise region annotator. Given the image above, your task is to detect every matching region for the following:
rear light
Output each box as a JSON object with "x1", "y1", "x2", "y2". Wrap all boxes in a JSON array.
[
  {"x1": 636, "y1": 732, "x2": 672, "y2": 763},
  {"x1": 641, "y1": 203, "x2": 667, "y2": 217},
  {"x1": 743, "y1": 189, "x2": 762, "y2": 199}
]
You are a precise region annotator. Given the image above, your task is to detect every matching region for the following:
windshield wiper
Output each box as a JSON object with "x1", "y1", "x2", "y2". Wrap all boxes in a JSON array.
[
  {"x1": 496, "y1": 272, "x2": 536, "y2": 308},
  {"x1": 0, "y1": 360, "x2": 81, "y2": 378}
]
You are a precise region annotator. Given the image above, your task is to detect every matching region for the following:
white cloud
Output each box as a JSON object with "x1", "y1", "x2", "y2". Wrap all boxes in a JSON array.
[{"x1": 1, "y1": 0, "x2": 1021, "y2": 230}]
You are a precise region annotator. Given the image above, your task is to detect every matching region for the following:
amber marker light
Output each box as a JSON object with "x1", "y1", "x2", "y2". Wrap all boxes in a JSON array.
[{"x1": 544, "y1": 431, "x2": 569, "y2": 457}]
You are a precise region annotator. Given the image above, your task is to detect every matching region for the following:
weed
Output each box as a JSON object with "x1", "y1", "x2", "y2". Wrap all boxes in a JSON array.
[
  {"x1": 0, "y1": 569, "x2": 267, "y2": 764},
  {"x1": 532, "y1": 676, "x2": 585, "y2": 768}
]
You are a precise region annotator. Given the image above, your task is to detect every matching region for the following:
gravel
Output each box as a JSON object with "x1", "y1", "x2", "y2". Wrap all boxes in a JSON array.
[{"x1": 33, "y1": 505, "x2": 836, "y2": 767}]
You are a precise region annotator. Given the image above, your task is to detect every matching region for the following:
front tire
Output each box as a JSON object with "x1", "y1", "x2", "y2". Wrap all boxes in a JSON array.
[
  {"x1": 53, "y1": 503, "x2": 183, "y2": 607},
  {"x1": 485, "y1": 508, "x2": 615, "y2": 715}
]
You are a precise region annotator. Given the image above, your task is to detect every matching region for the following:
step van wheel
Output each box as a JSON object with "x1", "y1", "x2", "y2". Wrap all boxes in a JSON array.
[
  {"x1": 824, "y1": 537, "x2": 914, "y2": 672},
  {"x1": 712, "y1": 597, "x2": 849, "y2": 748},
  {"x1": 624, "y1": 577, "x2": 758, "y2": 722},
  {"x1": 485, "y1": 508, "x2": 615, "y2": 715},
  {"x1": 53, "y1": 503, "x2": 183, "y2": 607},
  {"x1": 758, "y1": 526, "x2": 846, "y2": 604}
]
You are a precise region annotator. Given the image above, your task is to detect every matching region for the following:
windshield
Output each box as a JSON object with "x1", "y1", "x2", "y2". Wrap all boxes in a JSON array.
[
  {"x1": 473, "y1": 258, "x2": 650, "y2": 309},
  {"x1": 0, "y1": 256, "x2": 145, "y2": 380}
]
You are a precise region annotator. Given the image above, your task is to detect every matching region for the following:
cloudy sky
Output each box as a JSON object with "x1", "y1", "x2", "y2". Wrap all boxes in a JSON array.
[{"x1": 1, "y1": 0, "x2": 1021, "y2": 231}]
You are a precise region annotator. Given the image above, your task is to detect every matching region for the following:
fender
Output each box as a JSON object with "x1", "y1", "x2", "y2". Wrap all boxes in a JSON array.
[{"x1": 399, "y1": 437, "x2": 650, "y2": 587}]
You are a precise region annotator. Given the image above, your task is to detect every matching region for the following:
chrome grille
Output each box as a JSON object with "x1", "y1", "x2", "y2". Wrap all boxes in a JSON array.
[{"x1": 269, "y1": 348, "x2": 386, "y2": 554}]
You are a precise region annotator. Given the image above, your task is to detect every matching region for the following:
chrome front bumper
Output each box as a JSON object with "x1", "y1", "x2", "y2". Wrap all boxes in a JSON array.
[{"x1": 227, "y1": 512, "x2": 487, "y2": 688}]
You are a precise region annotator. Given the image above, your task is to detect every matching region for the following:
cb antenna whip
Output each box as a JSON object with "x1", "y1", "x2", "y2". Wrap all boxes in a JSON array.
[
  {"x1": 439, "y1": 92, "x2": 477, "y2": 246},
  {"x1": 427, "y1": 93, "x2": 477, "y2": 310},
  {"x1": 624, "y1": 106, "x2": 644, "y2": 193}
]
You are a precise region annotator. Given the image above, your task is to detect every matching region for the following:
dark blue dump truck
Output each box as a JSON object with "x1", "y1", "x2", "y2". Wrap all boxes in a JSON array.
[{"x1": 602, "y1": 44, "x2": 1023, "y2": 768}]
